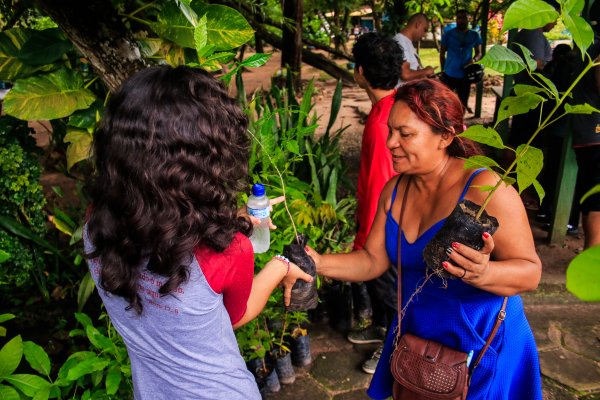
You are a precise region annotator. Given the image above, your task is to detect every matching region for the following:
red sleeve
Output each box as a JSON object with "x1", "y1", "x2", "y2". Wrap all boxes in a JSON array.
[
  {"x1": 194, "y1": 233, "x2": 254, "y2": 325},
  {"x1": 354, "y1": 113, "x2": 396, "y2": 250}
]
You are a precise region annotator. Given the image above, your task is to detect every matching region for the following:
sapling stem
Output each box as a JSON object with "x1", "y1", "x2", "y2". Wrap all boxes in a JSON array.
[
  {"x1": 247, "y1": 129, "x2": 300, "y2": 242},
  {"x1": 474, "y1": 57, "x2": 599, "y2": 221}
]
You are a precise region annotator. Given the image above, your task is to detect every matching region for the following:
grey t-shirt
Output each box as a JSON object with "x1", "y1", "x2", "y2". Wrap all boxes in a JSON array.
[
  {"x1": 84, "y1": 227, "x2": 260, "y2": 400},
  {"x1": 512, "y1": 29, "x2": 552, "y2": 85}
]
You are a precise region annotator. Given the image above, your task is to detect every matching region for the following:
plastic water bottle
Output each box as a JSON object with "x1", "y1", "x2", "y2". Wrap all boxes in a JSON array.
[{"x1": 247, "y1": 183, "x2": 270, "y2": 253}]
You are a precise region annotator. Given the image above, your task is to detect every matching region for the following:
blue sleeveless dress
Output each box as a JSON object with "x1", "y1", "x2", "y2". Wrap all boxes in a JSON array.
[{"x1": 367, "y1": 170, "x2": 542, "y2": 400}]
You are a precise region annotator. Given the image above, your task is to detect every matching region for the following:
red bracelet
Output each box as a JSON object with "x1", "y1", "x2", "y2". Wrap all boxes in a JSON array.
[{"x1": 274, "y1": 255, "x2": 290, "y2": 276}]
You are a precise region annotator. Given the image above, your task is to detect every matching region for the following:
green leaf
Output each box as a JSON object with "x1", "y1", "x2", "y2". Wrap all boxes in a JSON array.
[
  {"x1": 4, "y1": 374, "x2": 50, "y2": 397},
  {"x1": 23, "y1": 342, "x2": 51, "y2": 377},
  {"x1": 136, "y1": 38, "x2": 163, "y2": 58},
  {"x1": 496, "y1": 93, "x2": 544, "y2": 125},
  {"x1": 0, "y1": 385, "x2": 20, "y2": 400},
  {"x1": 531, "y1": 72, "x2": 559, "y2": 98},
  {"x1": 285, "y1": 140, "x2": 300, "y2": 155},
  {"x1": 581, "y1": 184, "x2": 600, "y2": 203},
  {"x1": 200, "y1": 4, "x2": 254, "y2": 51},
  {"x1": 502, "y1": 0, "x2": 559, "y2": 32},
  {"x1": 515, "y1": 144, "x2": 544, "y2": 193},
  {"x1": 0, "y1": 28, "x2": 51, "y2": 81},
  {"x1": 177, "y1": 0, "x2": 199, "y2": 26},
  {"x1": 0, "y1": 216, "x2": 63, "y2": 256},
  {"x1": 513, "y1": 84, "x2": 545, "y2": 96},
  {"x1": 74, "y1": 313, "x2": 94, "y2": 329},
  {"x1": 66, "y1": 357, "x2": 110, "y2": 381},
  {"x1": 562, "y1": 12, "x2": 593, "y2": 55},
  {"x1": 67, "y1": 101, "x2": 103, "y2": 132},
  {"x1": 458, "y1": 125, "x2": 505, "y2": 149},
  {"x1": 478, "y1": 45, "x2": 526, "y2": 75},
  {"x1": 77, "y1": 272, "x2": 96, "y2": 312},
  {"x1": 64, "y1": 128, "x2": 93, "y2": 171},
  {"x1": 152, "y1": 2, "x2": 195, "y2": 48},
  {"x1": 0, "y1": 314, "x2": 15, "y2": 324},
  {"x1": 513, "y1": 43, "x2": 538, "y2": 72},
  {"x1": 32, "y1": 387, "x2": 50, "y2": 400},
  {"x1": 566, "y1": 245, "x2": 600, "y2": 301},
  {"x1": 240, "y1": 53, "x2": 272, "y2": 68},
  {"x1": 194, "y1": 15, "x2": 208, "y2": 54},
  {"x1": 57, "y1": 351, "x2": 94, "y2": 383},
  {"x1": 18, "y1": 28, "x2": 72, "y2": 66},
  {"x1": 105, "y1": 366, "x2": 122, "y2": 395},
  {"x1": 85, "y1": 325, "x2": 114, "y2": 353},
  {"x1": 463, "y1": 155, "x2": 501, "y2": 170},
  {"x1": 563, "y1": 0, "x2": 585, "y2": 15},
  {"x1": 0, "y1": 251, "x2": 9, "y2": 264},
  {"x1": 326, "y1": 80, "x2": 343, "y2": 135},
  {"x1": 532, "y1": 178, "x2": 546, "y2": 204},
  {"x1": 0, "y1": 336, "x2": 22, "y2": 377},
  {"x1": 564, "y1": 103, "x2": 600, "y2": 115},
  {"x1": 4, "y1": 69, "x2": 96, "y2": 121}
]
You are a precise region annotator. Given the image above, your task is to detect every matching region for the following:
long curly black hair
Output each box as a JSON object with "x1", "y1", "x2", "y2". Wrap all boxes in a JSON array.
[{"x1": 86, "y1": 66, "x2": 252, "y2": 314}]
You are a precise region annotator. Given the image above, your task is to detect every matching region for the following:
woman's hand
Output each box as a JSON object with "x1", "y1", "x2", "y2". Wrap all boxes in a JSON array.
[
  {"x1": 240, "y1": 196, "x2": 285, "y2": 229},
  {"x1": 303, "y1": 245, "x2": 322, "y2": 273},
  {"x1": 442, "y1": 232, "x2": 494, "y2": 286}
]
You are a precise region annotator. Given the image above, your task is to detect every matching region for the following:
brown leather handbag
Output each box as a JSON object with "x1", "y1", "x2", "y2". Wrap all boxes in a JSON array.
[{"x1": 390, "y1": 176, "x2": 507, "y2": 400}]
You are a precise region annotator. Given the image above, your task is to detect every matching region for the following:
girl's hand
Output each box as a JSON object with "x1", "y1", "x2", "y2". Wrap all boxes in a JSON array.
[
  {"x1": 303, "y1": 245, "x2": 323, "y2": 273},
  {"x1": 275, "y1": 259, "x2": 313, "y2": 306},
  {"x1": 441, "y1": 232, "x2": 494, "y2": 286}
]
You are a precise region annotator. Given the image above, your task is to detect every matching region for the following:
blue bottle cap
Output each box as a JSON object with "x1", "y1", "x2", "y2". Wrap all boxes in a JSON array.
[{"x1": 252, "y1": 183, "x2": 266, "y2": 197}]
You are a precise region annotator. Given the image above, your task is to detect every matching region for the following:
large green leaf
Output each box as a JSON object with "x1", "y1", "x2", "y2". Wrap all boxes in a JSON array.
[
  {"x1": 0, "y1": 29, "x2": 50, "y2": 81},
  {"x1": 462, "y1": 155, "x2": 501, "y2": 170},
  {"x1": 515, "y1": 144, "x2": 544, "y2": 194},
  {"x1": 64, "y1": 128, "x2": 93, "y2": 172},
  {"x1": 566, "y1": 245, "x2": 600, "y2": 301},
  {"x1": 22, "y1": 342, "x2": 51, "y2": 377},
  {"x1": 478, "y1": 45, "x2": 526, "y2": 75},
  {"x1": 503, "y1": 0, "x2": 559, "y2": 32},
  {"x1": 18, "y1": 28, "x2": 72, "y2": 66},
  {"x1": 66, "y1": 357, "x2": 110, "y2": 380},
  {"x1": 459, "y1": 125, "x2": 505, "y2": 149},
  {"x1": 153, "y1": 3, "x2": 253, "y2": 51},
  {"x1": 564, "y1": 103, "x2": 600, "y2": 115},
  {"x1": 496, "y1": 93, "x2": 544, "y2": 125},
  {"x1": 105, "y1": 366, "x2": 122, "y2": 395},
  {"x1": 68, "y1": 100, "x2": 103, "y2": 132},
  {"x1": 326, "y1": 80, "x2": 343, "y2": 135},
  {"x1": 4, "y1": 374, "x2": 50, "y2": 397},
  {"x1": 0, "y1": 336, "x2": 22, "y2": 377},
  {"x1": 240, "y1": 53, "x2": 272, "y2": 68},
  {"x1": 77, "y1": 272, "x2": 96, "y2": 312},
  {"x1": 513, "y1": 43, "x2": 538, "y2": 72},
  {"x1": 513, "y1": 84, "x2": 545, "y2": 96},
  {"x1": 3, "y1": 68, "x2": 96, "y2": 121},
  {"x1": 0, "y1": 250, "x2": 9, "y2": 264}
]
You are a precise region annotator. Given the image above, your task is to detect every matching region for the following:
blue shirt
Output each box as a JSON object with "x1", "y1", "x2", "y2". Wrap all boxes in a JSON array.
[{"x1": 441, "y1": 28, "x2": 482, "y2": 78}]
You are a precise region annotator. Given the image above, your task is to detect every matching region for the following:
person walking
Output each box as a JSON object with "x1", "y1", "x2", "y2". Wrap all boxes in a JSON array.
[
  {"x1": 440, "y1": 9, "x2": 482, "y2": 113},
  {"x1": 346, "y1": 32, "x2": 404, "y2": 374},
  {"x1": 393, "y1": 13, "x2": 436, "y2": 86}
]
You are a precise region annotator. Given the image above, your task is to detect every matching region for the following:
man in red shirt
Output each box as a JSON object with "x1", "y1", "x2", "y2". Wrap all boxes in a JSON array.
[{"x1": 348, "y1": 32, "x2": 404, "y2": 374}]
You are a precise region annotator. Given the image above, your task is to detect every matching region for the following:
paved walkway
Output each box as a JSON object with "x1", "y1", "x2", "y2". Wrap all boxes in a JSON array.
[{"x1": 267, "y1": 231, "x2": 600, "y2": 399}]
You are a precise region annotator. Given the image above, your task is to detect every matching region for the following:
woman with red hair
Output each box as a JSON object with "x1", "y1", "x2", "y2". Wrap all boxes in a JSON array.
[{"x1": 308, "y1": 79, "x2": 542, "y2": 399}]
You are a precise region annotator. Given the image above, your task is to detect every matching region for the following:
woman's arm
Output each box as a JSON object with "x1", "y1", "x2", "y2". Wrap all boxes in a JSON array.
[
  {"x1": 233, "y1": 258, "x2": 313, "y2": 328},
  {"x1": 307, "y1": 177, "x2": 398, "y2": 282},
  {"x1": 443, "y1": 171, "x2": 542, "y2": 296}
]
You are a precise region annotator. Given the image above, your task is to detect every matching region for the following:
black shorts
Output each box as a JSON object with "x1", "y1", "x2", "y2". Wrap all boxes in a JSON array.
[{"x1": 575, "y1": 145, "x2": 600, "y2": 214}]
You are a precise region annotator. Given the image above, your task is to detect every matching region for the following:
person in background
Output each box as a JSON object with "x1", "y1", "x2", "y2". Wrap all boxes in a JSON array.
[
  {"x1": 440, "y1": 9, "x2": 482, "y2": 113},
  {"x1": 308, "y1": 79, "x2": 543, "y2": 400},
  {"x1": 347, "y1": 32, "x2": 403, "y2": 374},
  {"x1": 84, "y1": 65, "x2": 312, "y2": 399},
  {"x1": 570, "y1": 0, "x2": 600, "y2": 249},
  {"x1": 393, "y1": 13, "x2": 436, "y2": 87}
]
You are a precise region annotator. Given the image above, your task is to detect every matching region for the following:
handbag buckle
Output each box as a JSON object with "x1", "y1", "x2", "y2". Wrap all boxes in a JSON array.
[{"x1": 498, "y1": 310, "x2": 506, "y2": 321}]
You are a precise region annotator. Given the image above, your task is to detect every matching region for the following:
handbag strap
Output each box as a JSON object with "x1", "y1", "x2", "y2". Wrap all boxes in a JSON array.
[{"x1": 394, "y1": 175, "x2": 508, "y2": 374}]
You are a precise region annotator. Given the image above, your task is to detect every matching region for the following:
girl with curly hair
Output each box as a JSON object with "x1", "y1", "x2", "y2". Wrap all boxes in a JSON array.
[{"x1": 84, "y1": 65, "x2": 312, "y2": 399}]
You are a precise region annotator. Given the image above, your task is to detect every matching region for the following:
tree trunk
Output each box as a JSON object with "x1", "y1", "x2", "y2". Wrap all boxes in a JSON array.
[
  {"x1": 255, "y1": 32, "x2": 264, "y2": 53},
  {"x1": 369, "y1": 0, "x2": 382, "y2": 32},
  {"x1": 281, "y1": 0, "x2": 303, "y2": 89},
  {"x1": 37, "y1": 0, "x2": 146, "y2": 92}
]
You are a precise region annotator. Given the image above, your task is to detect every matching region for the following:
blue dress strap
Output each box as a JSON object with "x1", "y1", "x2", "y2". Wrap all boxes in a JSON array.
[
  {"x1": 389, "y1": 175, "x2": 404, "y2": 205},
  {"x1": 458, "y1": 168, "x2": 486, "y2": 202}
]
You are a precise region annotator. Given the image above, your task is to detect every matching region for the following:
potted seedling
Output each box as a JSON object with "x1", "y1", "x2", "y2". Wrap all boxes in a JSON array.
[
  {"x1": 270, "y1": 311, "x2": 296, "y2": 385},
  {"x1": 236, "y1": 319, "x2": 278, "y2": 396},
  {"x1": 423, "y1": 0, "x2": 600, "y2": 278},
  {"x1": 288, "y1": 311, "x2": 312, "y2": 368}
]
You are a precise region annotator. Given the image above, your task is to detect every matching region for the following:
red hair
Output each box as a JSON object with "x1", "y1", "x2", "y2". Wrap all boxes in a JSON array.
[{"x1": 395, "y1": 79, "x2": 481, "y2": 158}]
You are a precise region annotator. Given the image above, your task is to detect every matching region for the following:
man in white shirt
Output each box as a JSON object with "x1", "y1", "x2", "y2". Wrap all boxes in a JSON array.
[{"x1": 393, "y1": 13, "x2": 436, "y2": 86}]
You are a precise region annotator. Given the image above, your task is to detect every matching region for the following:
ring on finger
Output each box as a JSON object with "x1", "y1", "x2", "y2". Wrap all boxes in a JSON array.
[{"x1": 459, "y1": 268, "x2": 467, "y2": 279}]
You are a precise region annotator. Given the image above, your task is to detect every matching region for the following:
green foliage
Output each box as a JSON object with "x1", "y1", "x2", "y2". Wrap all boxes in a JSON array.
[
  {"x1": 502, "y1": 0, "x2": 559, "y2": 32},
  {"x1": 566, "y1": 245, "x2": 600, "y2": 301},
  {"x1": 235, "y1": 319, "x2": 272, "y2": 361},
  {"x1": 303, "y1": 15, "x2": 330, "y2": 45},
  {"x1": 0, "y1": 312, "x2": 132, "y2": 399},
  {"x1": 0, "y1": 116, "x2": 49, "y2": 298}
]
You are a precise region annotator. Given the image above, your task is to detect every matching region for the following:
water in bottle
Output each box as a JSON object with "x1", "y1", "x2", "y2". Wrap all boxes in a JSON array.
[{"x1": 247, "y1": 183, "x2": 270, "y2": 253}]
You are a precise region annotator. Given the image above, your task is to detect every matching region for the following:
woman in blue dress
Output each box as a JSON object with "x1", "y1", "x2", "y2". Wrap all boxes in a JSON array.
[{"x1": 307, "y1": 78, "x2": 543, "y2": 399}]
